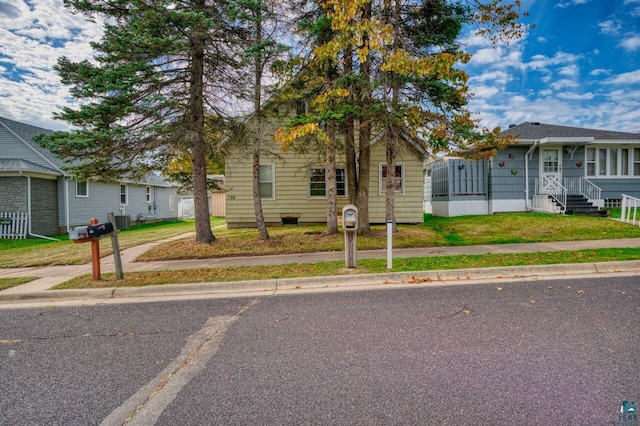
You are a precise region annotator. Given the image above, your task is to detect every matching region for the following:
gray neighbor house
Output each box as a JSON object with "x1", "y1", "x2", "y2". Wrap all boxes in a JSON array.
[
  {"x1": 428, "y1": 122, "x2": 640, "y2": 217},
  {"x1": 0, "y1": 116, "x2": 179, "y2": 238}
]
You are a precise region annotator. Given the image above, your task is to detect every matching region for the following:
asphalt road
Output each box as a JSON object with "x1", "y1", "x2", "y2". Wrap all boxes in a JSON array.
[{"x1": 1, "y1": 276, "x2": 638, "y2": 425}]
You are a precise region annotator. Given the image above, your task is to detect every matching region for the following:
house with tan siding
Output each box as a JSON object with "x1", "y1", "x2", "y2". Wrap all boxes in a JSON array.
[{"x1": 225, "y1": 136, "x2": 427, "y2": 228}]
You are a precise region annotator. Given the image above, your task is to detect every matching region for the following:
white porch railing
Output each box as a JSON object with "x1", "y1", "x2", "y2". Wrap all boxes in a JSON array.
[
  {"x1": 621, "y1": 194, "x2": 640, "y2": 227},
  {"x1": 564, "y1": 177, "x2": 602, "y2": 200},
  {"x1": 0, "y1": 212, "x2": 28, "y2": 239},
  {"x1": 535, "y1": 177, "x2": 567, "y2": 210}
]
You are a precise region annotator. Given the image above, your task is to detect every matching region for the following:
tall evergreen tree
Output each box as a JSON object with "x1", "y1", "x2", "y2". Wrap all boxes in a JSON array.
[{"x1": 36, "y1": 0, "x2": 240, "y2": 244}]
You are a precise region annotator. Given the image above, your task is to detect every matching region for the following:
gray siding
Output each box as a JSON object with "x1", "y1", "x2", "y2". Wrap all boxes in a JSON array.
[
  {"x1": 431, "y1": 158, "x2": 488, "y2": 202},
  {"x1": 591, "y1": 179, "x2": 640, "y2": 200},
  {"x1": 0, "y1": 126, "x2": 59, "y2": 171},
  {"x1": 63, "y1": 180, "x2": 178, "y2": 227},
  {"x1": 489, "y1": 146, "x2": 527, "y2": 201},
  {"x1": 561, "y1": 146, "x2": 585, "y2": 179}
]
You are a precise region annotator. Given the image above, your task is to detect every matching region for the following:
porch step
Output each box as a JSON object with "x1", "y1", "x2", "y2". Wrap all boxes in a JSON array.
[{"x1": 551, "y1": 195, "x2": 610, "y2": 217}]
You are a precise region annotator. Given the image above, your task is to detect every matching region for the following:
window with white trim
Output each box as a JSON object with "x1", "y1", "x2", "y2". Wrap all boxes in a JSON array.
[
  {"x1": 259, "y1": 164, "x2": 274, "y2": 199},
  {"x1": 76, "y1": 180, "x2": 88, "y2": 197},
  {"x1": 120, "y1": 184, "x2": 128, "y2": 205},
  {"x1": 146, "y1": 186, "x2": 151, "y2": 202},
  {"x1": 586, "y1": 148, "x2": 596, "y2": 176},
  {"x1": 309, "y1": 168, "x2": 347, "y2": 197},
  {"x1": 379, "y1": 163, "x2": 404, "y2": 194},
  {"x1": 169, "y1": 195, "x2": 174, "y2": 211},
  {"x1": 598, "y1": 149, "x2": 607, "y2": 176},
  {"x1": 587, "y1": 147, "x2": 639, "y2": 177},
  {"x1": 621, "y1": 149, "x2": 629, "y2": 175}
]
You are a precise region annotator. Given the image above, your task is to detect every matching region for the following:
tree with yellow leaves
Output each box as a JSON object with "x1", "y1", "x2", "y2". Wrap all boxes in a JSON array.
[{"x1": 277, "y1": 0, "x2": 526, "y2": 234}]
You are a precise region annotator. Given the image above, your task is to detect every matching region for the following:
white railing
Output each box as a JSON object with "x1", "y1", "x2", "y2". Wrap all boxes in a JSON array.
[
  {"x1": 564, "y1": 177, "x2": 602, "y2": 200},
  {"x1": 621, "y1": 194, "x2": 640, "y2": 226},
  {"x1": 535, "y1": 177, "x2": 567, "y2": 210},
  {"x1": 0, "y1": 212, "x2": 28, "y2": 239}
]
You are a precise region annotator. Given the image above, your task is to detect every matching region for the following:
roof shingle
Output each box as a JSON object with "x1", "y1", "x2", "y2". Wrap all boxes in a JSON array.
[{"x1": 501, "y1": 122, "x2": 640, "y2": 141}]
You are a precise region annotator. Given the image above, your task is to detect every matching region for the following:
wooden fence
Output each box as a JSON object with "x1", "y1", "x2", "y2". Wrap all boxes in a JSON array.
[{"x1": 0, "y1": 212, "x2": 28, "y2": 239}]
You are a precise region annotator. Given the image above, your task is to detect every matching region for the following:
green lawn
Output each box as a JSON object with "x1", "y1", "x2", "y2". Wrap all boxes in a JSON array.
[
  {"x1": 0, "y1": 218, "x2": 223, "y2": 267},
  {"x1": 2, "y1": 213, "x2": 639, "y2": 268},
  {"x1": 0, "y1": 277, "x2": 35, "y2": 291},
  {"x1": 54, "y1": 247, "x2": 640, "y2": 289},
  {"x1": 3, "y1": 213, "x2": 640, "y2": 290}
]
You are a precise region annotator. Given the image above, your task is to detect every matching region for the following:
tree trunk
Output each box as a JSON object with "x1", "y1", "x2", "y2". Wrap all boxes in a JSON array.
[
  {"x1": 384, "y1": 0, "x2": 400, "y2": 233},
  {"x1": 190, "y1": 0, "x2": 215, "y2": 244},
  {"x1": 355, "y1": 1, "x2": 373, "y2": 236},
  {"x1": 326, "y1": 120, "x2": 338, "y2": 235},
  {"x1": 343, "y1": 46, "x2": 357, "y2": 206},
  {"x1": 252, "y1": 3, "x2": 269, "y2": 240}
]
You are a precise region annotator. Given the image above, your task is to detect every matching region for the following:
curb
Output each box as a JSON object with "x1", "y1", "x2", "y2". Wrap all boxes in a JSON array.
[{"x1": 2, "y1": 260, "x2": 639, "y2": 305}]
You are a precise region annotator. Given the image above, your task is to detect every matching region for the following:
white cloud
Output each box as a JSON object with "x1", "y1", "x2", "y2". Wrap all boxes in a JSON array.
[
  {"x1": 469, "y1": 47, "x2": 504, "y2": 65},
  {"x1": 537, "y1": 36, "x2": 547, "y2": 43},
  {"x1": 0, "y1": 0, "x2": 102, "y2": 129},
  {"x1": 606, "y1": 69, "x2": 640, "y2": 85},
  {"x1": 619, "y1": 34, "x2": 640, "y2": 51},
  {"x1": 589, "y1": 68, "x2": 611, "y2": 76},
  {"x1": 555, "y1": 0, "x2": 589, "y2": 8},
  {"x1": 598, "y1": 20, "x2": 621, "y2": 35},
  {"x1": 526, "y1": 51, "x2": 580, "y2": 71},
  {"x1": 460, "y1": 32, "x2": 495, "y2": 49},
  {"x1": 556, "y1": 92, "x2": 595, "y2": 100},
  {"x1": 550, "y1": 79, "x2": 579, "y2": 90},
  {"x1": 558, "y1": 64, "x2": 580, "y2": 77},
  {"x1": 472, "y1": 85, "x2": 500, "y2": 98},
  {"x1": 470, "y1": 70, "x2": 513, "y2": 86}
]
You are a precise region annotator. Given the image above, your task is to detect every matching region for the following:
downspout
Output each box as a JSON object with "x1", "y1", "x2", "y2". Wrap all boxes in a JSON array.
[
  {"x1": 65, "y1": 176, "x2": 72, "y2": 233},
  {"x1": 525, "y1": 141, "x2": 539, "y2": 210},
  {"x1": 22, "y1": 172, "x2": 60, "y2": 241}
]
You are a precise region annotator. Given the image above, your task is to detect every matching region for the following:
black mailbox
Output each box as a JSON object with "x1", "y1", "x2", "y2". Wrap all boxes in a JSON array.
[{"x1": 87, "y1": 222, "x2": 114, "y2": 238}]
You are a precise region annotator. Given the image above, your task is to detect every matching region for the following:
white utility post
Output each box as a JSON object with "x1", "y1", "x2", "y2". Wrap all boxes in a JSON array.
[
  {"x1": 342, "y1": 205, "x2": 358, "y2": 268},
  {"x1": 387, "y1": 221, "x2": 393, "y2": 269}
]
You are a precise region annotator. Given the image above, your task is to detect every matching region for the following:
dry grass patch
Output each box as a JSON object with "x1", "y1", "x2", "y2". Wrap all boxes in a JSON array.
[{"x1": 137, "y1": 225, "x2": 444, "y2": 261}]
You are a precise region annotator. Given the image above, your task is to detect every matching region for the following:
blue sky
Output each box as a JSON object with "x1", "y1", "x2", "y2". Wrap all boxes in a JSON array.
[{"x1": 0, "y1": 0, "x2": 639, "y2": 133}]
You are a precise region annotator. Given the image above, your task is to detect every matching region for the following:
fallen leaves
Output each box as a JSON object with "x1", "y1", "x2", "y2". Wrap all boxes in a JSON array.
[{"x1": 403, "y1": 276, "x2": 433, "y2": 284}]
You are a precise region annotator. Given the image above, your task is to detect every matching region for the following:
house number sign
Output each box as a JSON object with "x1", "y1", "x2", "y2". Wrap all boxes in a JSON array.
[{"x1": 0, "y1": 218, "x2": 11, "y2": 225}]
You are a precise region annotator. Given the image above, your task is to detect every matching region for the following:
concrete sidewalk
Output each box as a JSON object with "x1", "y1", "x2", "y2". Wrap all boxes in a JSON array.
[{"x1": 2, "y1": 237, "x2": 640, "y2": 307}]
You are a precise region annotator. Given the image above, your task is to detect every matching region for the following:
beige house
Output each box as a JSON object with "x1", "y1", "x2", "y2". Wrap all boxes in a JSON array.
[{"x1": 225, "y1": 137, "x2": 426, "y2": 228}]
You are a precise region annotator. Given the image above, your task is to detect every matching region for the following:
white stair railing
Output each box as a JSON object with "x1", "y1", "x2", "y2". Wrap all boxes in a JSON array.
[
  {"x1": 564, "y1": 177, "x2": 601, "y2": 200},
  {"x1": 535, "y1": 177, "x2": 567, "y2": 211},
  {"x1": 621, "y1": 194, "x2": 640, "y2": 226}
]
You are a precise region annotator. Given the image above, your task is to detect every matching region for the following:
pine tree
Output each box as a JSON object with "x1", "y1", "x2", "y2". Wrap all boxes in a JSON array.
[{"x1": 36, "y1": 0, "x2": 241, "y2": 244}]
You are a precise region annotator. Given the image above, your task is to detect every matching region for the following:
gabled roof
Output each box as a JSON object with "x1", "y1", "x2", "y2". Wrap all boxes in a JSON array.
[
  {"x1": 0, "y1": 116, "x2": 64, "y2": 172},
  {"x1": 501, "y1": 122, "x2": 640, "y2": 141},
  {"x1": 0, "y1": 158, "x2": 62, "y2": 175},
  {"x1": 0, "y1": 116, "x2": 179, "y2": 187}
]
